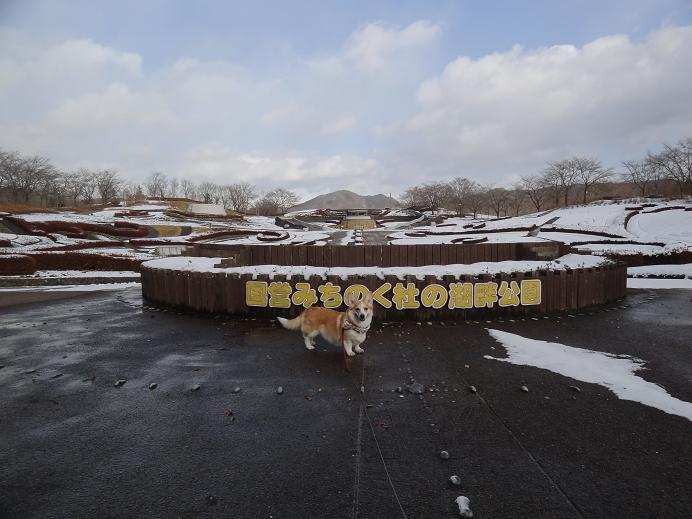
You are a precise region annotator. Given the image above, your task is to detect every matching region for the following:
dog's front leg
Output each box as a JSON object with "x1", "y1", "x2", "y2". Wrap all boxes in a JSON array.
[
  {"x1": 343, "y1": 339, "x2": 356, "y2": 357},
  {"x1": 354, "y1": 340, "x2": 364, "y2": 354}
]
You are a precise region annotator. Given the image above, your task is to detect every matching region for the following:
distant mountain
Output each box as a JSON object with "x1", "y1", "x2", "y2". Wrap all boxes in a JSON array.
[{"x1": 289, "y1": 190, "x2": 399, "y2": 211}]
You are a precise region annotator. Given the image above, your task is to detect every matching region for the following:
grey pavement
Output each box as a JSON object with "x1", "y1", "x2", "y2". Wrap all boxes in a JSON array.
[{"x1": 1, "y1": 288, "x2": 691, "y2": 518}]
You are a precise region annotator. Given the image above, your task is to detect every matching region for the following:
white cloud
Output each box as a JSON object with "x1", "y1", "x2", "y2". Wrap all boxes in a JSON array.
[
  {"x1": 320, "y1": 114, "x2": 356, "y2": 136},
  {"x1": 178, "y1": 144, "x2": 378, "y2": 199},
  {"x1": 1, "y1": 22, "x2": 692, "y2": 196},
  {"x1": 402, "y1": 25, "x2": 692, "y2": 183},
  {"x1": 345, "y1": 20, "x2": 440, "y2": 71},
  {"x1": 260, "y1": 106, "x2": 355, "y2": 136}
]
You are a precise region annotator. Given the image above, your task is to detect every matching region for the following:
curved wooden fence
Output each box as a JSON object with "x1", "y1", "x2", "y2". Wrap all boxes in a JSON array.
[
  {"x1": 141, "y1": 262, "x2": 627, "y2": 321},
  {"x1": 188, "y1": 241, "x2": 571, "y2": 265}
]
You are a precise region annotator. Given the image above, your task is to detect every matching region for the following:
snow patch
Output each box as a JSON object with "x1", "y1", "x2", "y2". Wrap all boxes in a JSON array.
[
  {"x1": 485, "y1": 329, "x2": 692, "y2": 421},
  {"x1": 628, "y1": 264, "x2": 692, "y2": 279},
  {"x1": 143, "y1": 254, "x2": 610, "y2": 280},
  {"x1": 627, "y1": 278, "x2": 692, "y2": 290},
  {"x1": 0, "y1": 282, "x2": 140, "y2": 292}
]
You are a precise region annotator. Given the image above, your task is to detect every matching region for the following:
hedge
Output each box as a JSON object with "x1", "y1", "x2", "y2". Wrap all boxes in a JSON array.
[{"x1": 0, "y1": 254, "x2": 38, "y2": 275}]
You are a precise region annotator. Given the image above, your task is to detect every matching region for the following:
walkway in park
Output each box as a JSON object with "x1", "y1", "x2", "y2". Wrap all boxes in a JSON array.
[{"x1": 1, "y1": 287, "x2": 691, "y2": 518}]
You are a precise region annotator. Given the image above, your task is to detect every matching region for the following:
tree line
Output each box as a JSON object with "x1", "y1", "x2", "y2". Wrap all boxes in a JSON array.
[
  {"x1": 3, "y1": 137, "x2": 691, "y2": 216},
  {"x1": 401, "y1": 138, "x2": 692, "y2": 217},
  {"x1": 0, "y1": 151, "x2": 300, "y2": 215}
]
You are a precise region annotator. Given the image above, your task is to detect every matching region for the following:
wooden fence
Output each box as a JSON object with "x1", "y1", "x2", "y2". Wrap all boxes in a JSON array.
[
  {"x1": 190, "y1": 242, "x2": 570, "y2": 266},
  {"x1": 141, "y1": 262, "x2": 627, "y2": 321}
]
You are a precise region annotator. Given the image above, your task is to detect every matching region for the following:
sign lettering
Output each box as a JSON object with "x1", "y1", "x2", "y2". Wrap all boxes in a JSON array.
[{"x1": 246, "y1": 279, "x2": 541, "y2": 309}]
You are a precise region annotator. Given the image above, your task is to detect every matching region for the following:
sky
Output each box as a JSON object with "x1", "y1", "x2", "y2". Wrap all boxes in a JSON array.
[{"x1": 1, "y1": 0, "x2": 692, "y2": 201}]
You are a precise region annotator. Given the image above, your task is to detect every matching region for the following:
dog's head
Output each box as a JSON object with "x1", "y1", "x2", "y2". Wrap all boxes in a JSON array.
[{"x1": 346, "y1": 292, "x2": 374, "y2": 324}]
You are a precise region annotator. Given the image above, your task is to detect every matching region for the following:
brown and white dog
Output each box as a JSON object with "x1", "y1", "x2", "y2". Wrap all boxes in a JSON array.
[{"x1": 277, "y1": 293, "x2": 373, "y2": 356}]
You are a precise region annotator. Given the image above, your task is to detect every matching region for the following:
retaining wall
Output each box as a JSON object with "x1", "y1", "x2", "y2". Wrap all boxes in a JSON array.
[
  {"x1": 189, "y1": 242, "x2": 570, "y2": 265},
  {"x1": 141, "y1": 262, "x2": 627, "y2": 321}
]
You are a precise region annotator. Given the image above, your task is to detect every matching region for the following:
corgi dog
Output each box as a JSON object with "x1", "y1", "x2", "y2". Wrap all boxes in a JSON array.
[{"x1": 277, "y1": 293, "x2": 373, "y2": 356}]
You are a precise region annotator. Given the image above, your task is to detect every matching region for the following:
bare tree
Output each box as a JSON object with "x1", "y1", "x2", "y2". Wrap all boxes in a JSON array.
[
  {"x1": 507, "y1": 185, "x2": 527, "y2": 216},
  {"x1": 0, "y1": 153, "x2": 57, "y2": 203},
  {"x1": 63, "y1": 171, "x2": 85, "y2": 206},
  {"x1": 485, "y1": 187, "x2": 510, "y2": 218},
  {"x1": 466, "y1": 184, "x2": 486, "y2": 219},
  {"x1": 0, "y1": 150, "x2": 24, "y2": 201},
  {"x1": 96, "y1": 169, "x2": 121, "y2": 204},
  {"x1": 145, "y1": 172, "x2": 167, "y2": 198},
  {"x1": 401, "y1": 182, "x2": 447, "y2": 212},
  {"x1": 180, "y1": 178, "x2": 197, "y2": 200},
  {"x1": 520, "y1": 174, "x2": 549, "y2": 211},
  {"x1": 446, "y1": 177, "x2": 476, "y2": 215},
  {"x1": 573, "y1": 157, "x2": 612, "y2": 203},
  {"x1": 167, "y1": 177, "x2": 179, "y2": 198},
  {"x1": 225, "y1": 182, "x2": 257, "y2": 213},
  {"x1": 544, "y1": 159, "x2": 578, "y2": 207},
  {"x1": 255, "y1": 188, "x2": 300, "y2": 215},
  {"x1": 648, "y1": 139, "x2": 692, "y2": 197},
  {"x1": 80, "y1": 170, "x2": 99, "y2": 204},
  {"x1": 622, "y1": 159, "x2": 657, "y2": 197},
  {"x1": 197, "y1": 182, "x2": 217, "y2": 204}
]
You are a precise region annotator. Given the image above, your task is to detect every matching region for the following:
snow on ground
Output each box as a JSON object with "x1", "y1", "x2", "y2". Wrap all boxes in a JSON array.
[
  {"x1": 335, "y1": 231, "x2": 354, "y2": 245},
  {"x1": 186, "y1": 203, "x2": 226, "y2": 216},
  {"x1": 485, "y1": 329, "x2": 692, "y2": 421},
  {"x1": 239, "y1": 216, "x2": 284, "y2": 229},
  {"x1": 388, "y1": 231, "x2": 547, "y2": 245},
  {"x1": 627, "y1": 209, "x2": 692, "y2": 244},
  {"x1": 534, "y1": 231, "x2": 630, "y2": 244},
  {"x1": 377, "y1": 215, "x2": 426, "y2": 230},
  {"x1": 211, "y1": 230, "x2": 331, "y2": 246},
  {"x1": 143, "y1": 253, "x2": 610, "y2": 280},
  {"x1": 0, "y1": 282, "x2": 140, "y2": 292},
  {"x1": 455, "y1": 496, "x2": 473, "y2": 518},
  {"x1": 628, "y1": 264, "x2": 692, "y2": 278},
  {"x1": 3, "y1": 270, "x2": 140, "y2": 278},
  {"x1": 626, "y1": 278, "x2": 692, "y2": 289},
  {"x1": 400, "y1": 201, "x2": 692, "y2": 249},
  {"x1": 574, "y1": 243, "x2": 665, "y2": 255}
]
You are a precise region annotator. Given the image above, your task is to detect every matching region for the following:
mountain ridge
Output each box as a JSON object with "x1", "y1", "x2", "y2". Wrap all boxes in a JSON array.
[{"x1": 289, "y1": 189, "x2": 399, "y2": 211}]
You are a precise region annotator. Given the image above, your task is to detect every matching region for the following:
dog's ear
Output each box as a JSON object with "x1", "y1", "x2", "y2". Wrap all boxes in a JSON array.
[
  {"x1": 365, "y1": 292, "x2": 373, "y2": 305},
  {"x1": 346, "y1": 292, "x2": 355, "y2": 307}
]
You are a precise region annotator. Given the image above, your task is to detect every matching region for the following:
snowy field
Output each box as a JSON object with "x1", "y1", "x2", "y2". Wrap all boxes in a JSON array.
[{"x1": 2, "y1": 199, "x2": 691, "y2": 289}]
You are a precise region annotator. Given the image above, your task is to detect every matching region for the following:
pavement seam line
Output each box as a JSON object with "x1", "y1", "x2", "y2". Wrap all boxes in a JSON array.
[
  {"x1": 352, "y1": 402, "x2": 364, "y2": 518},
  {"x1": 476, "y1": 393, "x2": 586, "y2": 518},
  {"x1": 358, "y1": 357, "x2": 409, "y2": 519},
  {"x1": 423, "y1": 328, "x2": 586, "y2": 518}
]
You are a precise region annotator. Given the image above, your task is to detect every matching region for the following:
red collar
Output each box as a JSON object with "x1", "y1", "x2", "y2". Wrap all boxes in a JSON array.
[{"x1": 343, "y1": 318, "x2": 369, "y2": 334}]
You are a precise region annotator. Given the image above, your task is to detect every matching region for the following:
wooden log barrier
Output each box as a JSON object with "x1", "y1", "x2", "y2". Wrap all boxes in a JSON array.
[{"x1": 141, "y1": 262, "x2": 627, "y2": 320}]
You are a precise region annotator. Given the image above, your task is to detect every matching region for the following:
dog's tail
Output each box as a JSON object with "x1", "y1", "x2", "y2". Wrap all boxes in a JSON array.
[{"x1": 277, "y1": 315, "x2": 302, "y2": 331}]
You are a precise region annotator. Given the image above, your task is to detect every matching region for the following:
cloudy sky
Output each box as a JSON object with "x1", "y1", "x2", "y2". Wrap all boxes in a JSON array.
[{"x1": 1, "y1": 1, "x2": 692, "y2": 201}]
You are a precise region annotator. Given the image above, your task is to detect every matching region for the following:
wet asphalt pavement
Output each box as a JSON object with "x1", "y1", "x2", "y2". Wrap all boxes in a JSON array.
[{"x1": 1, "y1": 288, "x2": 691, "y2": 519}]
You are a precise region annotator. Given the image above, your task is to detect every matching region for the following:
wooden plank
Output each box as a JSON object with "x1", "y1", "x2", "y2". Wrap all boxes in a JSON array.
[
  {"x1": 416, "y1": 245, "x2": 426, "y2": 267},
  {"x1": 355, "y1": 246, "x2": 365, "y2": 267},
  {"x1": 379, "y1": 245, "x2": 390, "y2": 268},
  {"x1": 364, "y1": 245, "x2": 375, "y2": 267},
  {"x1": 432, "y1": 244, "x2": 441, "y2": 265},
  {"x1": 424, "y1": 245, "x2": 433, "y2": 265},
  {"x1": 298, "y1": 246, "x2": 308, "y2": 267},
  {"x1": 314, "y1": 245, "x2": 324, "y2": 268},
  {"x1": 271, "y1": 245, "x2": 280, "y2": 266},
  {"x1": 390, "y1": 245, "x2": 400, "y2": 267}
]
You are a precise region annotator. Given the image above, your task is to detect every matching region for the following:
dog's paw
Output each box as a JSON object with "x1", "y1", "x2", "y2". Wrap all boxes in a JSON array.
[
  {"x1": 354, "y1": 345, "x2": 364, "y2": 354},
  {"x1": 305, "y1": 344, "x2": 315, "y2": 350},
  {"x1": 346, "y1": 350, "x2": 356, "y2": 357}
]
